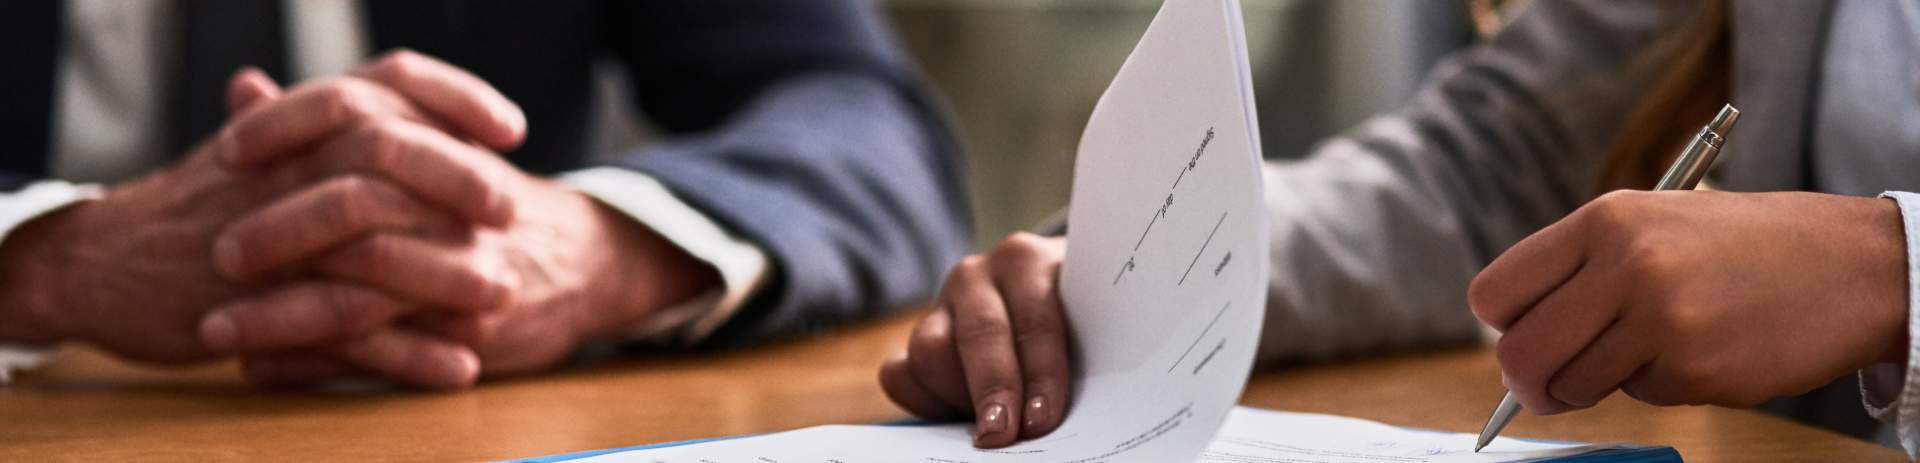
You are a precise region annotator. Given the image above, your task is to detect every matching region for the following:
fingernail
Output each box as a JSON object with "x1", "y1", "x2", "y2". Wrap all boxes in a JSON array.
[
  {"x1": 200, "y1": 313, "x2": 237, "y2": 352},
  {"x1": 450, "y1": 351, "x2": 481, "y2": 386},
  {"x1": 485, "y1": 102, "x2": 526, "y2": 145},
  {"x1": 503, "y1": 105, "x2": 526, "y2": 135},
  {"x1": 976, "y1": 403, "x2": 1008, "y2": 439},
  {"x1": 1024, "y1": 395, "x2": 1047, "y2": 430}
]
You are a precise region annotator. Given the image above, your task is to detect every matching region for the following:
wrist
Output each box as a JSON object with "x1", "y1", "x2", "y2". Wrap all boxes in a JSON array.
[
  {"x1": 580, "y1": 196, "x2": 721, "y2": 339},
  {"x1": 1875, "y1": 195, "x2": 1915, "y2": 365},
  {"x1": 0, "y1": 202, "x2": 94, "y2": 345}
]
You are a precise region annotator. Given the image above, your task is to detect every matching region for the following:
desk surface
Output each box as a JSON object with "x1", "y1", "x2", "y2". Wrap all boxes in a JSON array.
[{"x1": 0, "y1": 312, "x2": 1902, "y2": 462}]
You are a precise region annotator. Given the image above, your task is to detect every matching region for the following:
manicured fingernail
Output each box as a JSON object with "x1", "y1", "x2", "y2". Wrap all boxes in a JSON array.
[
  {"x1": 213, "y1": 238, "x2": 244, "y2": 279},
  {"x1": 200, "y1": 313, "x2": 237, "y2": 352},
  {"x1": 1024, "y1": 395, "x2": 1047, "y2": 429},
  {"x1": 977, "y1": 403, "x2": 1008, "y2": 439}
]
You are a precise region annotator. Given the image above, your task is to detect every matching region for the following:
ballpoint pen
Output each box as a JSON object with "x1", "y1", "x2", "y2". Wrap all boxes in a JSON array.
[{"x1": 1473, "y1": 104, "x2": 1741, "y2": 452}]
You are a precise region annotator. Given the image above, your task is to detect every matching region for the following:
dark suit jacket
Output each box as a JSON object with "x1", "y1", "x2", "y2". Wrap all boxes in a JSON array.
[{"x1": 0, "y1": 0, "x2": 970, "y2": 346}]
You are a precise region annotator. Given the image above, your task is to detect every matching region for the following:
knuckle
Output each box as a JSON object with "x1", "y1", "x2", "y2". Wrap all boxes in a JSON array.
[
  {"x1": 944, "y1": 256, "x2": 989, "y2": 289},
  {"x1": 1008, "y1": 303, "x2": 1062, "y2": 344},
  {"x1": 346, "y1": 234, "x2": 402, "y2": 279},
  {"x1": 354, "y1": 123, "x2": 408, "y2": 172},
  {"x1": 326, "y1": 176, "x2": 377, "y2": 226},
  {"x1": 373, "y1": 49, "x2": 425, "y2": 80},
  {"x1": 316, "y1": 81, "x2": 378, "y2": 122},
  {"x1": 322, "y1": 287, "x2": 385, "y2": 334},
  {"x1": 457, "y1": 259, "x2": 517, "y2": 312},
  {"x1": 992, "y1": 233, "x2": 1046, "y2": 261},
  {"x1": 1619, "y1": 236, "x2": 1675, "y2": 279},
  {"x1": 908, "y1": 322, "x2": 952, "y2": 360},
  {"x1": 974, "y1": 383, "x2": 1019, "y2": 403},
  {"x1": 952, "y1": 310, "x2": 1013, "y2": 348},
  {"x1": 1579, "y1": 190, "x2": 1643, "y2": 230}
]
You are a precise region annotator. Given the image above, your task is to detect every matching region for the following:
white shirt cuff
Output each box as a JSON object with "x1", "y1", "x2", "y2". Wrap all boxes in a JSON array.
[
  {"x1": 0, "y1": 347, "x2": 54, "y2": 385},
  {"x1": 560, "y1": 167, "x2": 770, "y2": 345},
  {"x1": 1863, "y1": 191, "x2": 1920, "y2": 458},
  {"x1": 0, "y1": 180, "x2": 103, "y2": 384}
]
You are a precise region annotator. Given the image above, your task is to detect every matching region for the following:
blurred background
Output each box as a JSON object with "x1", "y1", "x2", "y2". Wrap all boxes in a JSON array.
[{"x1": 597, "y1": 0, "x2": 1494, "y2": 249}]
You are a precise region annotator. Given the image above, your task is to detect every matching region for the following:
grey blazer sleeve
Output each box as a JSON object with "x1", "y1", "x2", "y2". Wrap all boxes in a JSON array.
[
  {"x1": 1254, "y1": 0, "x2": 1698, "y2": 363},
  {"x1": 602, "y1": 0, "x2": 970, "y2": 345}
]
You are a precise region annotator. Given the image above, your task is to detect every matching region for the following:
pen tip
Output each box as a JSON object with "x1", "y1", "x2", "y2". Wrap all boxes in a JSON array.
[{"x1": 1473, "y1": 443, "x2": 1486, "y2": 453}]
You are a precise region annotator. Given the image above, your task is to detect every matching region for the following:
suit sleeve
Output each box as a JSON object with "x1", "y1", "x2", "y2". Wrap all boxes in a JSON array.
[
  {"x1": 0, "y1": 169, "x2": 47, "y2": 192},
  {"x1": 599, "y1": 0, "x2": 970, "y2": 345},
  {"x1": 1253, "y1": 0, "x2": 1699, "y2": 363}
]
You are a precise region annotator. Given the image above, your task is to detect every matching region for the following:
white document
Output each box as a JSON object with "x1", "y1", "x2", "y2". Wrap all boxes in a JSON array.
[
  {"x1": 1200, "y1": 407, "x2": 1622, "y2": 463},
  {"x1": 566, "y1": 407, "x2": 1620, "y2": 463}
]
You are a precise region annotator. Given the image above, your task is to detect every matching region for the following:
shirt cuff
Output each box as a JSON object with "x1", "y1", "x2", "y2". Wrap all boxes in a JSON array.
[
  {"x1": 1863, "y1": 191, "x2": 1920, "y2": 458},
  {"x1": 0, "y1": 347, "x2": 54, "y2": 385},
  {"x1": 0, "y1": 180, "x2": 103, "y2": 384},
  {"x1": 560, "y1": 167, "x2": 770, "y2": 345}
]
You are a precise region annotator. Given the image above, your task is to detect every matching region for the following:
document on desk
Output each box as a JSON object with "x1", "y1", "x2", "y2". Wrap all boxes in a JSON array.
[
  {"x1": 538, "y1": 407, "x2": 1676, "y2": 463},
  {"x1": 520, "y1": 1, "x2": 1676, "y2": 462}
]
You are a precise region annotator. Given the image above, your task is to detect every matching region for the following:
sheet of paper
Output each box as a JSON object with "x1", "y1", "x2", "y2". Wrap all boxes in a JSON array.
[
  {"x1": 565, "y1": 0, "x2": 1272, "y2": 461},
  {"x1": 1200, "y1": 407, "x2": 1614, "y2": 463},
  {"x1": 559, "y1": 407, "x2": 1626, "y2": 463}
]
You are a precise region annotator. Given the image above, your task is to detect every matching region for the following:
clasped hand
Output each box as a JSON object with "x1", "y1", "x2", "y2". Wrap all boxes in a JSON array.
[{"x1": 0, "y1": 51, "x2": 713, "y2": 389}]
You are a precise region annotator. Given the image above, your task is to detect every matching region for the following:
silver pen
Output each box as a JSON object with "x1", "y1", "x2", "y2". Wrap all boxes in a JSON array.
[{"x1": 1473, "y1": 104, "x2": 1741, "y2": 452}]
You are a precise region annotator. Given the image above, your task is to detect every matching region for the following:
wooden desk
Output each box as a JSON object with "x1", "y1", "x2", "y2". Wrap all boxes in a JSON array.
[{"x1": 0, "y1": 313, "x2": 1902, "y2": 462}]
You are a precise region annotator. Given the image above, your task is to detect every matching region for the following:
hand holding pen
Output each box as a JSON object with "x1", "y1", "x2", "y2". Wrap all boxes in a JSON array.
[{"x1": 1470, "y1": 105, "x2": 1912, "y2": 450}]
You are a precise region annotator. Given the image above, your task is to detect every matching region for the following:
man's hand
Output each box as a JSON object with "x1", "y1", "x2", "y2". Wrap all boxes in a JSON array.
[
  {"x1": 878, "y1": 233, "x2": 1071, "y2": 448},
  {"x1": 1469, "y1": 190, "x2": 1909, "y2": 415},
  {"x1": 205, "y1": 52, "x2": 720, "y2": 388},
  {"x1": 0, "y1": 58, "x2": 525, "y2": 365}
]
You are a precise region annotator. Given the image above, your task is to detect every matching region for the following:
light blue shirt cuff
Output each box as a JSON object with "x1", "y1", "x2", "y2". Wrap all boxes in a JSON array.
[
  {"x1": 560, "y1": 167, "x2": 771, "y2": 345},
  {"x1": 1862, "y1": 191, "x2": 1920, "y2": 458},
  {"x1": 0, "y1": 180, "x2": 102, "y2": 384}
]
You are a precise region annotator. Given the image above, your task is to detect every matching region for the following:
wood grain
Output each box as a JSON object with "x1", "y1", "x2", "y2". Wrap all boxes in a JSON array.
[{"x1": 0, "y1": 312, "x2": 1901, "y2": 462}]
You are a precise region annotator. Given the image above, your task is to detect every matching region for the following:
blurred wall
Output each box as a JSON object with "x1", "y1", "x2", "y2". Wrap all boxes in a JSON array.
[
  {"x1": 885, "y1": 0, "x2": 1472, "y2": 249},
  {"x1": 591, "y1": 0, "x2": 1474, "y2": 251}
]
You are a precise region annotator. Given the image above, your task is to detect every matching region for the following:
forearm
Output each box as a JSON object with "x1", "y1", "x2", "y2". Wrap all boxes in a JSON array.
[{"x1": 1252, "y1": 0, "x2": 1698, "y2": 363}]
